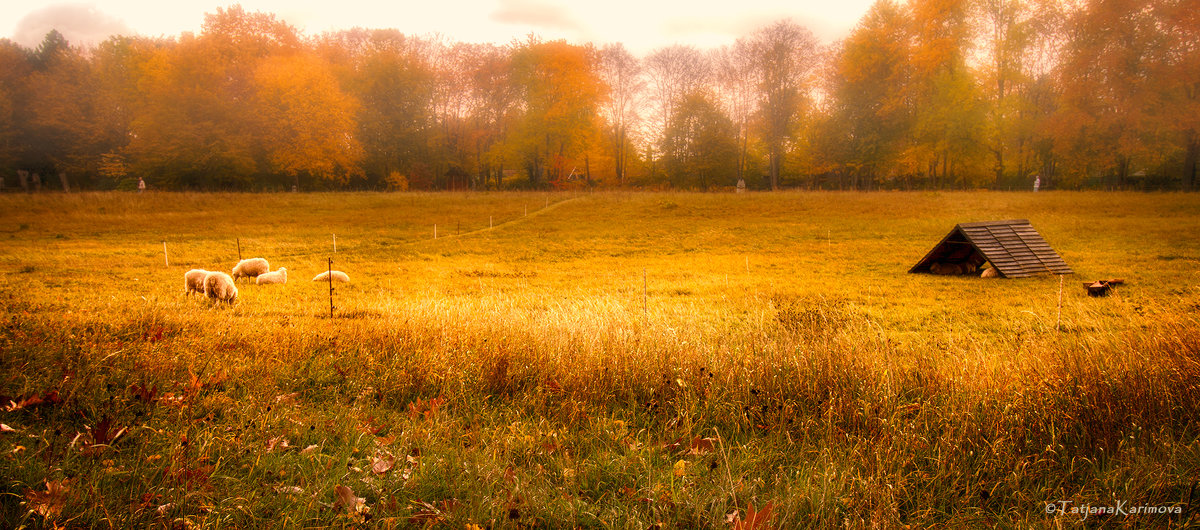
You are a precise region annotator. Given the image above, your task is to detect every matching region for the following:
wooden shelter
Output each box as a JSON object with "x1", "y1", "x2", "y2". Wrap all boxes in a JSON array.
[{"x1": 909, "y1": 219, "x2": 1073, "y2": 278}]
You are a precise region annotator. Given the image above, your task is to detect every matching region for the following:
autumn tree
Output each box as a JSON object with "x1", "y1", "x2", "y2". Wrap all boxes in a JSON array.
[
  {"x1": 598, "y1": 43, "x2": 644, "y2": 184},
  {"x1": 659, "y1": 90, "x2": 739, "y2": 189},
  {"x1": 254, "y1": 52, "x2": 363, "y2": 188},
  {"x1": 321, "y1": 29, "x2": 436, "y2": 188},
  {"x1": 644, "y1": 45, "x2": 710, "y2": 171},
  {"x1": 468, "y1": 44, "x2": 520, "y2": 188},
  {"x1": 21, "y1": 30, "x2": 105, "y2": 186},
  {"x1": 714, "y1": 39, "x2": 758, "y2": 184},
  {"x1": 824, "y1": 0, "x2": 914, "y2": 189},
  {"x1": 507, "y1": 39, "x2": 604, "y2": 187},
  {"x1": 1158, "y1": 0, "x2": 1200, "y2": 189},
  {"x1": 906, "y1": 0, "x2": 987, "y2": 188},
  {"x1": 1050, "y1": 0, "x2": 1172, "y2": 188},
  {"x1": 746, "y1": 20, "x2": 819, "y2": 189},
  {"x1": 0, "y1": 40, "x2": 31, "y2": 176}
]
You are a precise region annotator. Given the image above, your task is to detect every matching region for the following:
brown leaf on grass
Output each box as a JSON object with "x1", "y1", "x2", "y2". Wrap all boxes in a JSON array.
[
  {"x1": 371, "y1": 452, "x2": 395, "y2": 474},
  {"x1": 334, "y1": 485, "x2": 367, "y2": 514},
  {"x1": 130, "y1": 382, "x2": 158, "y2": 403},
  {"x1": 91, "y1": 416, "x2": 124, "y2": 445},
  {"x1": 729, "y1": 502, "x2": 775, "y2": 530},
  {"x1": 24, "y1": 479, "x2": 69, "y2": 519},
  {"x1": 689, "y1": 436, "x2": 716, "y2": 455},
  {"x1": 0, "y1": 423, "x2": 17, "y2": 433},
  {"x1": 171, "y1": 462, "x2": 214, "y2": 489},
  {"x1": 5, "y1": 390, "x2": 62, "y2": 412},
  {"x1": 266, "y1": 437, "x2": 289, "y2": 453}
]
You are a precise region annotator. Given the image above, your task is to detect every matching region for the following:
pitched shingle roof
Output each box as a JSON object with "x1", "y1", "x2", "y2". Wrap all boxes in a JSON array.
[{"x1": 910, "y1": 219, "x2": 1073, "y2": 278}]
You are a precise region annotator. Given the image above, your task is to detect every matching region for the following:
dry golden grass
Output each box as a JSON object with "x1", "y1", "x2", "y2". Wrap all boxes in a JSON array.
[{"x1": 0, "y1": 191, "x2": 1197, "y2": 528}]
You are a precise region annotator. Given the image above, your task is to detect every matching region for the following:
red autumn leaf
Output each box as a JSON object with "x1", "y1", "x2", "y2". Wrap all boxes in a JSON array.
[
  {"x1": 91, "y1": 416, "x2": 124, "y2": 445},
  {"x1": 730, "y1": 502, "x2": 775, "y2": 530}
]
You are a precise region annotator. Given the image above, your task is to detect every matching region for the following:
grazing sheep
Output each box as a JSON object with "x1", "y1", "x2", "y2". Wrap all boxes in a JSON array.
[
  {"x1": 256, "y1": 267, "x2": 287, "y2": 285},
  {"x1": 232, "y1": 258, "x2": 269, "y2": 283},
  {"x1": 312, "y1": 270, "x2": 350, "y2": 283},
  {"x1": 981, "y1": 266, "x2": 999, "y2": 278},
  {"x1": 184, "y1": 269, "x2": 209, "y2": 296},
  {"x1": 203, "y1": 271, "x2": 238, "y2": 304}
]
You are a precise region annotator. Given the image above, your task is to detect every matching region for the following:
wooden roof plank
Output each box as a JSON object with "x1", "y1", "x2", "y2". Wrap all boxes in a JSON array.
[{"x1": 912, "y1": 219, "x2": 1072, "y2": 277}]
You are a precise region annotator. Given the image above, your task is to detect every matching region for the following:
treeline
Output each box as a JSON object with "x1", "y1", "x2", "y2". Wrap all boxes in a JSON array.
[{"x1": 0, "y1": 0, "x2": 1196, "y2": 192}]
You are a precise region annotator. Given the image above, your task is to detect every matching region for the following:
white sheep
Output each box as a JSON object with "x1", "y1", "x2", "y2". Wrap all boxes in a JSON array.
[
  {"x1": 232, "y1": 258, "x2": 269, "y2": 283},
  {"x1": 184, "y1": 269, "x2": 209, "y2": 296},
  {"x1": 312, "y1": 270, "x2": 350, "y2": 283},
  {"x1": 203, "y1": 271, "x2": 238, "y2": 304},
  {"x1": 256, "y1": 267, "x2": 287, "y2": 285}
]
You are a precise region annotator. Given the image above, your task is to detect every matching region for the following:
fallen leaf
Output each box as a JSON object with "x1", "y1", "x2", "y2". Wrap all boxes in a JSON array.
[
  {"x1": 0, "y1": 423, "x2": 17, "y2": 433},
  {"x1": 24, "y1": 479, "x2": 69, "y2": 519},
  {"x1": 730, "y1": 502, "x2": 775, "y2": 530},
  {"x1": 689, "y1": 436, "x2": 716, "y2": 455},
  {"x1": 300, "y1": 444, "x2": 319, "y2": 455},
  {"x1": 266, "y1": 437, "x2": 289, "y2": 453},
  {"x1": 372, "y1": 453, "x2": 395, "y2": 474},
  {"x1": 673, "y1": 460, "x2": 688, "y2": 477},
  {"x1": 334, "y1": 485, "x2": 367, "y2": 514}
]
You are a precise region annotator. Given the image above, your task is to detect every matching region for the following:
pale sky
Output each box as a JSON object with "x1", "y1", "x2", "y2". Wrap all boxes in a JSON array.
[{"x1": 3, "y1": 1, "x2": 877, "y2": 55}]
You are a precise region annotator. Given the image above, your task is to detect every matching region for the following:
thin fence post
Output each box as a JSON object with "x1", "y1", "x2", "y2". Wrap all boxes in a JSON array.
[
  {"x1": 490, "y1": 216, "x2": 493, "y2": 229},
  {"x1": 328, "y1": 258, "x2": 335, "y2": 319},
  {"x1": 434, "y1": 225, "x2": 437, "y2": 239},
  {"x1": 236, "y1": 238, "x2": 242, "y2": 261},
  {"x1": 333, "y1": 234, "x2": 336, "y2": 253},
  {"x1": 163, "y1": 241, "x2": 169, "y2": 268}
]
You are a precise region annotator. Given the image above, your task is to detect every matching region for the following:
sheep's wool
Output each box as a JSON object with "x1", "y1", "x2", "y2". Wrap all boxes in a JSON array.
[
  {"x1": 312, "y1": 270, "x2": 350, "y2": 283},
  {"x1": 204, "y1": 271, "x2": 238, "y2": 303},
  {"x1": 257, "y1": 267, "x2": 287, "y2": 285},
  {"x1": 184, "y1": 269, "x2": 209, "y2": 295},
  {"x1": 232, "y1": 258, "x2": 270, "y2": 281}
]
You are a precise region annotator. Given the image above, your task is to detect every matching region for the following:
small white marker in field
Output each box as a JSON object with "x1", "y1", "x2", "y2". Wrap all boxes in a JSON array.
[{"x1": 162, "y1": 241, "x2": 169, "y2": 267}]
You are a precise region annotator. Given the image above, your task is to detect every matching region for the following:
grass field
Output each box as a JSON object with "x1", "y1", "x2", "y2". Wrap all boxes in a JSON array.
[{"x1": 0, "y1": 191, "x2": 1198, "y2": 528}]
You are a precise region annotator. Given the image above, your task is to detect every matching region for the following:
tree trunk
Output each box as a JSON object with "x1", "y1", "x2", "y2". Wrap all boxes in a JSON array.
[
  {"x1": 1184, "y1": 132, "x2": 1198, "y2": 191},
  {"x1": 17, "y1": 170, "x2": 29, "y2": 192},
  {"x1": 769, "y1": 147, "x2": 780, "y2": 190}
]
